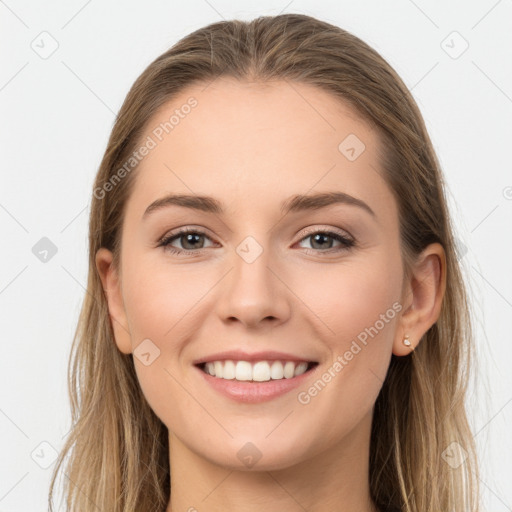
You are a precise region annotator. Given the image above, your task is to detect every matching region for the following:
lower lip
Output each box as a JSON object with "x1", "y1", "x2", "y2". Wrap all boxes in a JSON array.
[{"x1": 195, "y1": 364, "x2": 319, "y2": 403}]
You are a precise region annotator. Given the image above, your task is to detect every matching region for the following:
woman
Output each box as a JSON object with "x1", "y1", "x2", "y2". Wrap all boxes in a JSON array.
[{"x1": 48, "y1": 13, "x2": 480, "y2": 512}]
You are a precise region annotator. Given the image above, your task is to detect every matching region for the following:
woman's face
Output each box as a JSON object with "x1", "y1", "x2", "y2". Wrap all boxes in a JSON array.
[{"x1": 99, "y1": 78, "x2": 408, "y2": 471}]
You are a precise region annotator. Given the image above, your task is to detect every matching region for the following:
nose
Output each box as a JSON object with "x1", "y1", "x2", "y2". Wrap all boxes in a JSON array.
[{"x1": 215, "y1": 245, "x2": 292, "y2": 330}]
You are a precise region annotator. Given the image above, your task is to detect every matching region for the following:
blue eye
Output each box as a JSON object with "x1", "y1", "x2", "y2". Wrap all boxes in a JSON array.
[
  {"x1": 297, "y1": 231, "x2": 355, "y2": 252},
  {"x1": 158, "y1": 229, "x2": 215, "y2": 253},
  {"x1": 158, "y1": 228, "x2": 355, "y2": 256}
]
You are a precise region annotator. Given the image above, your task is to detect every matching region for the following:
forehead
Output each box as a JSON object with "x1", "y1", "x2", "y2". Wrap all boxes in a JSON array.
[{"x1": 128, "y1": 78, "x2": 394, "y2": 220}]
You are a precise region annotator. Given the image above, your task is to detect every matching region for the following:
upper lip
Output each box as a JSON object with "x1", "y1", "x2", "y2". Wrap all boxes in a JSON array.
[{"x1": 193, "y1": 350, "x2": 318, "y2": 365}]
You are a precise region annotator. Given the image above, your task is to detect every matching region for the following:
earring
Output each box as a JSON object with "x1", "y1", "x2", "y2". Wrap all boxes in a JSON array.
[{"x1": 403, "y1": 335, "x2": 411, "y2": 347}]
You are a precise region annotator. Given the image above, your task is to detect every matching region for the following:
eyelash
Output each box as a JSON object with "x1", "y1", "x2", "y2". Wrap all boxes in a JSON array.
[{"x1": 157, "y1": 227, "x2": 356, "y2": 256}]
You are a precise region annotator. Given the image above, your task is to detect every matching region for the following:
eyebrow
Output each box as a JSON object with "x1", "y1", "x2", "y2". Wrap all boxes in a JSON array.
[{"x1": 142, "y1": 191, "x2": 376, "y2": 219}]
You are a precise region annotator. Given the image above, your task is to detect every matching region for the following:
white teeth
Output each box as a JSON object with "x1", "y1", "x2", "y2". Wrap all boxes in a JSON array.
[
  {"x1": 214, "y1": 361, "x2": 223, "y2": 378},
  {"x1": 206, "y1": 362, "x2": 215, "y2": 375},
  {"x1": 252, "y1": 361, "x2": 271, "y2": 382},
  {"x1": 294, "y1": 362, "x2": 308, "y2": 376},
  {"x1": 283, "y1": 361, "x2": 295, "y2": 378},
  {"x1": 202, "y1": 360, "x2": 312, "y2": 381},
  {"x1": 270, "y1": 361, "x2": 284, "y2": 379},
  {"x1": 235, "y1": 361, "x2": 252, "y2": 381},
  {"x1": 223, "y1": 360, "x2": 236, "y2": 379}
]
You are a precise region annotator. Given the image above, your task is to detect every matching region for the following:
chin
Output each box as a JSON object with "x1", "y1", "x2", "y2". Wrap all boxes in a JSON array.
[{"x1": 196, "y1": 434, "x2": 313, "y2": 472}]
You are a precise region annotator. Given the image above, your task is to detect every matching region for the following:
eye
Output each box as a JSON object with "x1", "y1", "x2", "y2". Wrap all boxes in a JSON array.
[
  {"x1": 157, "y1": 226, "x2": 355, "y2": 256},
  {"x1": 296, "y1": 228, "x2": 355, "y2": 253},
  {"x1": 158, "y1": 228, "x2": 215, "y2": 255}
]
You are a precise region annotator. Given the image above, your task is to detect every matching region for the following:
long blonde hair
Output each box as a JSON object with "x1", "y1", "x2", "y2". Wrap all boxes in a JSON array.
[{"x1": 48, "y1": 13, "x2": 480, "y2": 512}]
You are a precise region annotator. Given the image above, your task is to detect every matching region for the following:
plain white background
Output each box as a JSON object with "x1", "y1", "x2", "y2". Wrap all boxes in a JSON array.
[{"x1": 1, "y1": 0, "x2": 511, "y2": 510}]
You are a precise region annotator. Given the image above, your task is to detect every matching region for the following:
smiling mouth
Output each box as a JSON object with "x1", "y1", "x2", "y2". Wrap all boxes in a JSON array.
[{"x1": 196, "y1": 360, "x2": 319, "y2": 382}]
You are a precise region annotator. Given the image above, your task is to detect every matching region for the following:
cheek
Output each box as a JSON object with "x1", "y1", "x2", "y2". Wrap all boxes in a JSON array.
[
  {"x1": 120, "y1": 257, "x2": 212, "y2": 414},
  {"x1": 298, "y1": 254, "x2": 402, "y2": 349},
  {"x1": 289, "y1": 256, "x2": 402, "y2": 441},
  {"x1": 120, "y1": 258, "x2": 203, "y2": 427},
  {"x1": 122, "y1": 256, "x2": 208, "y2": 341}
]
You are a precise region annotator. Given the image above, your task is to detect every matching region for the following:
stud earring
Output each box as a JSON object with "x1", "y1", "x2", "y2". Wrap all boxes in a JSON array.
[{"x1": 403, "y1": 335, "x2": 411, "y2": 347}]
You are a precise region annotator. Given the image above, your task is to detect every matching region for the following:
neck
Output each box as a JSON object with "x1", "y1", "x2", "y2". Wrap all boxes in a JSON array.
[{"x1": 165, "y1": 410, "x2": 378, "y2": 512}]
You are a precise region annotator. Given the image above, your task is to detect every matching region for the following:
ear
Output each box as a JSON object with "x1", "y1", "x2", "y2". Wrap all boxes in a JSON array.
[
  {"x1": 95, "y1": 248, "x2": 133, "y2": 354},
  {"x1": 393, "y1": 242, "x2": 447, "y2": 356}
]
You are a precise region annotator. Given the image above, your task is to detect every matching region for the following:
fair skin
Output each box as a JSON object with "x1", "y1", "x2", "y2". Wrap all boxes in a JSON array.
[{"x1": 96, "y1": 78, "x2": 446, "y2": 512}]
